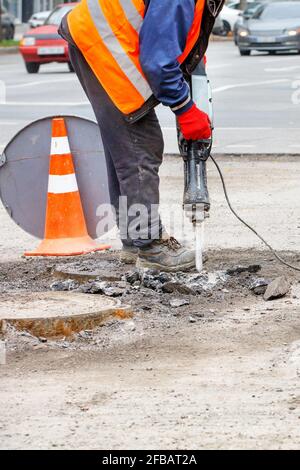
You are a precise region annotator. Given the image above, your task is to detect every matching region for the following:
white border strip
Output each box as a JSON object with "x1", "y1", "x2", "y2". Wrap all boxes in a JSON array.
[
  {"x1": 51, "y1": 136, "x2": 71, "y2": 155},
  {"x1": 48, "y1": 174, "x2": 78, "y2": 194}
]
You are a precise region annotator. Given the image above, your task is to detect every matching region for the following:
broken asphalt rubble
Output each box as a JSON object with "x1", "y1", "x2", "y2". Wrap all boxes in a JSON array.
[
  {"x1": 50, "y1": 263, "x2": 292, "y2": 304},
  {"x1": 263, "y1": 276, "x2": 291, "y2": 301}
]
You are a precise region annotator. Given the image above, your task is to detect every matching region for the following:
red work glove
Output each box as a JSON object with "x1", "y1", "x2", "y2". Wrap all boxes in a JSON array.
[{"x1": 178, "y1": 104, "x2": 212, "y2": 141}]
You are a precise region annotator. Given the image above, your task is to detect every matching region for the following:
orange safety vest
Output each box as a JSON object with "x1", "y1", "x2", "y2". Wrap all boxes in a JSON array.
[{"x1": 68, "y1": 0, "x2": 205, "y2": 115}]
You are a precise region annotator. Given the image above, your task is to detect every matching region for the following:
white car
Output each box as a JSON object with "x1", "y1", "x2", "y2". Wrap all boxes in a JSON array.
[
  {"x1": 28, "y1": 11, "x2": 51, "y2": 29},
  {"x1": 220, "y1": 5, "x2": 242, "y2": 33}
]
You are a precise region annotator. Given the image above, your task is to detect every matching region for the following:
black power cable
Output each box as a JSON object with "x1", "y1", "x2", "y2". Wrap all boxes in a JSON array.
[{"x1": 210, "y1": 154, "x2": 300, "y2": 273}]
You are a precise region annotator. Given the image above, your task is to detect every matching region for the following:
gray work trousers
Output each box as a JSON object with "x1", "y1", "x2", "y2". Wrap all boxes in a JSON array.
[{"x1": 60, "y1": 20, "x2": 164, "y2": 248}]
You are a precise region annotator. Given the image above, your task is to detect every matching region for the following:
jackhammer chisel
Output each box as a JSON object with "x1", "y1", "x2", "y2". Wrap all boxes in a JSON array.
[{"x1": 179, "y1": 61, "x2": 213, "y2": 271}]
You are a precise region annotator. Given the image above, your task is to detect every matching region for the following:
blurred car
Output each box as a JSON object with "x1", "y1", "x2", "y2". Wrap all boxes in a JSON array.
[
  {"x1": 236, "y1": 1, "x2": 300, "y2": 55},
  {"x1": 234, "y1": 2, "x2": 267, "y2": 44},
  {"x1": 28, "y1": 11, "x2": 51, "y2": 29},
  {"x1": 19, "y1": 3, "x2": 77, "y2": 74},
  {"x1": 227, "y1": 0, "x2": 257, "y2": 8},
  {"x1": 212, "y1": 14, "x2": 227, "y2": 36},
  {"x1": 220, "y1": 5, "x2": 242, "y2": 34},
  {"x1": 0, "y1": 5, "x2": 15, "y2": 40}
]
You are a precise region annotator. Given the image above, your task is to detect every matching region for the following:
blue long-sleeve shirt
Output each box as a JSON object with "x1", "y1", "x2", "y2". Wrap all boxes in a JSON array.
[{"x1": 140, "y1": 0, "x2": 196, "y2": 115}]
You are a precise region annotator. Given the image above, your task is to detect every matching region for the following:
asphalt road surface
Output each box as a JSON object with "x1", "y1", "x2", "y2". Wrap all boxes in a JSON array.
[{"x1": 0, "y1": 41, "x2": 300, "y2": 155}]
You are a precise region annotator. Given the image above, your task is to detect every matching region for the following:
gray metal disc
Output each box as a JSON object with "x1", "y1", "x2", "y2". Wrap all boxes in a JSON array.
[{"x1": 0, "y1": 115, "x2": 112, "y2": 240}]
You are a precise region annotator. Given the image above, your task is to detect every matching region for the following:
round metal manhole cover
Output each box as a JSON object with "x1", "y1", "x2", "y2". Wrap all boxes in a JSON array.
[
  {"x1": 54, "y1": 257, "x2": 128, "y2": 282},
  {"x1": 0, "y1": 115, "x2": 113, "y2": 240},
  {"x1": 0, "y1": 292, "x2": 132, "y2": 337}
]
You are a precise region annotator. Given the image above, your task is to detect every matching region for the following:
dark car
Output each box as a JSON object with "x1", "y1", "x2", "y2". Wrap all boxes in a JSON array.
[
  {"x1": 236, "y1": 1, "x2": 300, "y2": 55},
  {"x1": 20, "y1": 3, "x2": 77, "y2": 74},
  {"x1": 0, "y1": 5, "x2": 15, "y2": 40}
]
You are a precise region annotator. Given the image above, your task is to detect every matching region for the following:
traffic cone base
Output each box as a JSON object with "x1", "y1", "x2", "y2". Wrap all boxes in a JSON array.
[
  {"x1": 25, "y1": 236, "x2": 110, "y2": 257},
  {"x1": 25, "y1": 117, "x2": 111, "y2": 257}
]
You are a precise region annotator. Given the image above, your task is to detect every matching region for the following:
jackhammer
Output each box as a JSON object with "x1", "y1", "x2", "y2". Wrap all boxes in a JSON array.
[{"x1": 179, "y1": 61, "x2": 213, "y2": 271}]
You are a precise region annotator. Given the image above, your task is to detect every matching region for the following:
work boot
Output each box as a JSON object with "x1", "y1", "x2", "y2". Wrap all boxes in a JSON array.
[
  {"x1": 136, "y1": 237, "x2": 195, "y2": 272},
  {"x1": 119, "y1": 245, "x2": 139, "y2": 264}
]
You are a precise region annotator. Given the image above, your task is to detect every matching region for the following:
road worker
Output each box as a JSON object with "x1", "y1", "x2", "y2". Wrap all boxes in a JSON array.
[{"x1": 59, "y1": 0, "x2": 224, "y2": 272}]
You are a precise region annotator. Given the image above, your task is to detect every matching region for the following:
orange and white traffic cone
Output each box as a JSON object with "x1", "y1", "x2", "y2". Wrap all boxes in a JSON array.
[{"x1": 25, "y1": 117, "x2": 110, "y2": 257}]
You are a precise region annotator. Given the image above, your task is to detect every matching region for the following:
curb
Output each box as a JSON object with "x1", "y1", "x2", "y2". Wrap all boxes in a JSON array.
[
  {"x1": 167, "y1": 153, "x2": 300, "y2": 160},
  {"x1": 211, "y1": 35, "x2": 234, "y2": 42},
  {"x1": 212, "y1": 153, "x2": 300, "y2": 160},
  {"x1": 0, "y1": 46, "x2": 19, "y2": 55}
]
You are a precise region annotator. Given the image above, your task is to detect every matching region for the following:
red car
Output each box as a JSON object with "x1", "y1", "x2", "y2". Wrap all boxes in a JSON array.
[{"x1": 20, "y1": 3, "x2": 78, "y2": 74}]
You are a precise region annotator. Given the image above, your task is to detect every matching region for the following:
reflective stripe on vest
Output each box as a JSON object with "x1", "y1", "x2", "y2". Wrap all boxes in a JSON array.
[{"x1": 68, "y1": 0, "x2": 205, "y2": 115}]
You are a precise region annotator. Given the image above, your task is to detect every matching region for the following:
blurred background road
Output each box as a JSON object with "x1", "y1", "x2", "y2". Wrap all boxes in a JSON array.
[{"x1": 1, "y1": 41, "x2": 300, "y2": 155}]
